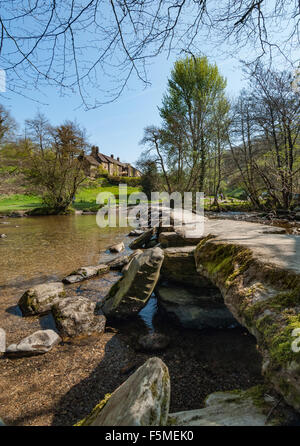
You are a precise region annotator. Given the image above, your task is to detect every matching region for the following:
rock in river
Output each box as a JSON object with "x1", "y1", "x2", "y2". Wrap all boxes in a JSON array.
[
  {"x1": 63, "y1": 264, "x2": 109, "y2": 284},
  {"x1": 129, "y1": 228, "x2": 156, "y2": 250},
  {"x1": 102, "y1": 247, "x2": 164, "y2": 318},
  {"x1": 6, "y1": 330, "x2": 61, "y2": 357},
  {"x1": 77, "y1": 357, "x2": 170, "y2": 426},
  {"x1": 52, "y1": 296, "x2": 106, "y2": 338},
  {"x1": 106, "y1": 250, "x2": 141, "y2": 271},
  {"x1": 18, "y1": 282, "x2": 65, "y2": 316},
  {"x1": 161, "y1": 246, "x2": 215, "y2": 291},
  {"x1": 137, "y1": 333, "x2": 170, "y2": 352},
  {"x1": 109, "y1": 242, "x2": 125, "y2": 253}
]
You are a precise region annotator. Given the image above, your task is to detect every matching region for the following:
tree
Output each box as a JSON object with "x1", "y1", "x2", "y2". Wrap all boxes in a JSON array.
[
  {"x1": 209, "y1": 96, "x2": 230, "y2": 207},
  {"x1": 136, "y1": 157, "x2": 162, "y2": 200},
  {"x1": 25, "y1": 112, "x2": 51, "y2": 153},
  {"x1": 25, "y1": 121, "x2": 87, "y2": 213},
  {"x1": 158, "y1": 55, "x2": 227, "y2": 192},
  {"x1": 0, "y1": 104, "x2": 16, "y2": 142},
  {"x1": 228, "y1": 64, "x2": 300, "y2": 210},
  {"x1": 0, "y1": 2, "x2": 299, "y2": 106}
]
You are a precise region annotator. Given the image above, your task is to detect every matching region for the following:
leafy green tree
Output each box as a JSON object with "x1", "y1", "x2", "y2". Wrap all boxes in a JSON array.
[
  {"x1": 144, "y1": 56, "x2": 228, "y2": 193},
  {"x1": 137, "y1": 157, "x2": 161, "y2": 200},
  {"x1": 25, "y1": 121, "x2": 87, "y2": 213}
]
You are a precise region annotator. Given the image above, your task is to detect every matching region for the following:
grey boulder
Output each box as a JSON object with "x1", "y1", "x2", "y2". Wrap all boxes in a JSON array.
[
  {"x1": 6, "y1": 330, "x2": 61, "y2": 357},
  {"x1": 18, "y1": 282, "x2": 65, "y2": 316},
  {"x1": 52, "y1": 296, "x2": 106, "y2": 338},
  {"x1": 79, "y1": 357, "x2": 170, "y2": 426},
  {"x1": 109, "y1": 242, "x2": 125, "y2": 253}
]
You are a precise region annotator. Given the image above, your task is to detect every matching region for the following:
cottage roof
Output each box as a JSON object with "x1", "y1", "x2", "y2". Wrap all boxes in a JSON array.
[
  {"x1": 101, "y1": 153, "x2": 126, "y2": 167},
  {"x1": 85, "y1": 155, "x2": 100, "y2": 166},
  {"x1": 97, "y1": 152, "x2": 109, "y2": 163}
]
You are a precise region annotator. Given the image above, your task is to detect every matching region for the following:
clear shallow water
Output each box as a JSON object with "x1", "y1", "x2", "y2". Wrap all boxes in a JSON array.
[{"x1": 0, "y1": 214, "x2": 130, "y2": 293}]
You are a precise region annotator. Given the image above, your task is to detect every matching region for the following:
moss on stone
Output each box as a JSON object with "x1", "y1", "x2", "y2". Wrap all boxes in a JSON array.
[
  {"x1": 195, "y1": 239, "x2": 253, "y2": 288},
  {"x1": 74, "y1": 393, "x2": 111, "y2": 426}
]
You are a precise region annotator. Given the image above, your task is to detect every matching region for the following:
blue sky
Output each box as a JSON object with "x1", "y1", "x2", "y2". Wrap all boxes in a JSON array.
[
  {"x1": 1, "y1": 1, "x2": 298, "y2": 167},
  {"x1": 1, "y1": 49, "x2": 247, "y2": 166}
]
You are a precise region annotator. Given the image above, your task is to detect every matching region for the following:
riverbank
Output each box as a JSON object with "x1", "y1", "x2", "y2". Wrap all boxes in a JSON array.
[{"x1": 0, "y1": 179, "x2": 141, "y2": 215}]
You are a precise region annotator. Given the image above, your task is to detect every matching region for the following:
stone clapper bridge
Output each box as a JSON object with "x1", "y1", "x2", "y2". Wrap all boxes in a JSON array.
[{"x1": 158, "y1": 209, "x2": 300, "y2": 412}]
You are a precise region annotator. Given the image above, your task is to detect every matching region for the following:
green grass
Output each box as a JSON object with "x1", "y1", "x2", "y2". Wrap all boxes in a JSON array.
[
  {"x1": 204, "y1": 197, "x2": 253, "y2": 212},
  {"x1": 0, "y1": 194, "x2": 42, "y2": 213},
  {"x1": 0, "y1": 184, "x2": 142, "y2": 214}
]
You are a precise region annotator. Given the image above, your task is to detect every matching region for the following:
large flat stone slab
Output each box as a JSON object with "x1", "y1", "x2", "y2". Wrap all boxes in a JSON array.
[
  {"x1": 202, "y1": 218, "x2": 300, "y2": 274},
  {"x1": 168, "y1": 387, "x2": 284, "y2": 426},
  {"x1": 102, "y1": 247, "x2": 164, "y2": 318}
]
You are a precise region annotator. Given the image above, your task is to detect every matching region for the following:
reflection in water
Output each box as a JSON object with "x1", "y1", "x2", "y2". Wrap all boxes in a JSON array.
[
  {"x1": 138, "y1": 296, "x2": 158, "y2": 332},
  {"x1": 40, "y1": 313, "x2": 59, "y2": 332}
]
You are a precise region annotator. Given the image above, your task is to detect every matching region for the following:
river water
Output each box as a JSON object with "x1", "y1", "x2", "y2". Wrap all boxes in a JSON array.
[{"x1": 0, "y1": 214, "x2": 130, "y2": 292}]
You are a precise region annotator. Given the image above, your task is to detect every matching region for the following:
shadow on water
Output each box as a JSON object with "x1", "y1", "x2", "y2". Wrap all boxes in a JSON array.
[
  {"x1": 39, "y1": 313, "x2": 59, "y2": 332},
  {"x1": 5, "y1": 305, "x2": 22, "y2": 317}
]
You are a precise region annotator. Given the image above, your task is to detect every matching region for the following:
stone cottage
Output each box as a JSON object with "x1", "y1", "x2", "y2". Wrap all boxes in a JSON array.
[{"x1": 81, "y1": 146, "x2": 141, "y2": 178}]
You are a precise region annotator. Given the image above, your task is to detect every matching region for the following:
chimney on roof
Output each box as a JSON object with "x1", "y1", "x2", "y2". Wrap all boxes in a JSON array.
[
  {"x1": 117, "y1": 157, "x2": 120, "y2": 161},
  {"x1": 111, "y1": 154, "x2": 114, "y2": 159},
  {"x1": 91, "y1": 146, "x2": 99, "y2": 157}
]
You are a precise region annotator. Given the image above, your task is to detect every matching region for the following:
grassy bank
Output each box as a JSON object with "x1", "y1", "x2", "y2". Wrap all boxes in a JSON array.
[
  {"x1": 0, "y1": 181, "x2": 142, "y2": 214},
  {"x1": 0, "y1": 192, "x2": 253, "y2": 215}
]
